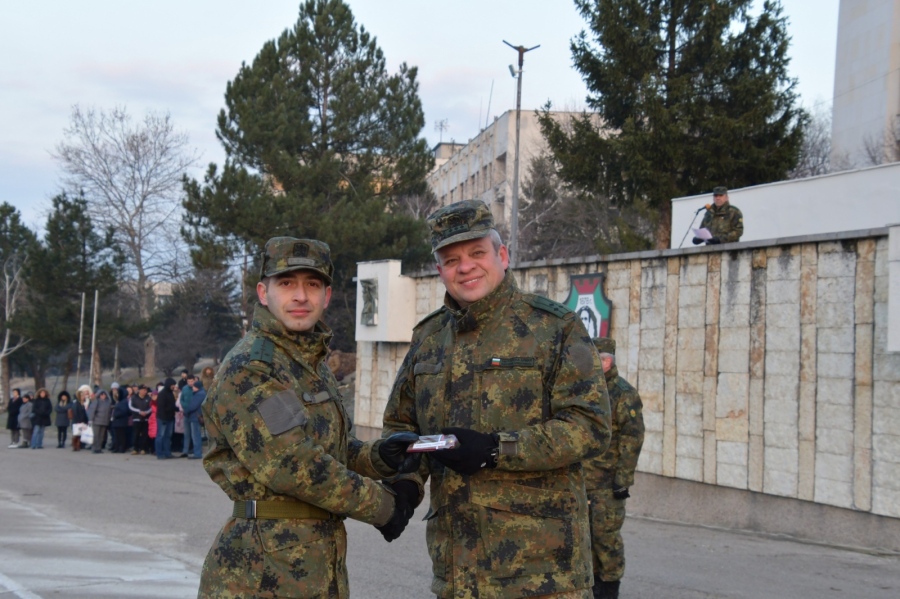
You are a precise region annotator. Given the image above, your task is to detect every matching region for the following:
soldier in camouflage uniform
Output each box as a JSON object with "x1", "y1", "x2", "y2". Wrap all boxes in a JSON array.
[
  {"x1": 694, "y1": 186, "x2": 743, "y2": 245},
  {"x1": 380, "y1": 200, "x2": 612, "y2": 599},
  {"x1": 199, "y1": 237, "x2": 419, "y2": 599},
  {"x1": 584, "y1": 338, "x2": 644, "y2": 599}
]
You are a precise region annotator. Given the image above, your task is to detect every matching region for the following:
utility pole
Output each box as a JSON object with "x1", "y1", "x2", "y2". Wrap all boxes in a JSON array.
[
  {"x1": 75, "y1": 292, "x2": 86, "y2": 389},
  {"x1": 88, "y1": 290, "x2": 99, "y2": 387},
  {"x1": 503, "y1": 40, "x2": 540, "y2": 268}
]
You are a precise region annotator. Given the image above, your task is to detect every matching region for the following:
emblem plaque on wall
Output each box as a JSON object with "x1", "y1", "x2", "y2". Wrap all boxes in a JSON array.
[{"x1": 564, "y1": 273, "x2": 612, "y2": 339}]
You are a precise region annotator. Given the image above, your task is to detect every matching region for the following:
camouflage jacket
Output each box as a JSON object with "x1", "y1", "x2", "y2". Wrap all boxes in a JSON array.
[
  {"x1": 382, "y1": 272, "x2": 611, "y2": 599},
  {"x1": 199, "y1": 305, "x2": 393, "y2": 598},
  {"x1": 701, "y1": 201, "x2": 744, "y2": 243},
  {"x1": 582, "y1": 365, "x2": 644, "y2": 490}
]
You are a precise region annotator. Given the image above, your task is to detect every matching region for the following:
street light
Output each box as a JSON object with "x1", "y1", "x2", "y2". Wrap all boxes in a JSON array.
[{"x1": 503, "y1": 40, "x2": 539, "y2": 268}]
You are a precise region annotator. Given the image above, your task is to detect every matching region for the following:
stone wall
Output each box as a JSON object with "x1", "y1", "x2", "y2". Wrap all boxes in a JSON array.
[{"x1": 354, "y1": 229, "x2": 900, "y2": 530}]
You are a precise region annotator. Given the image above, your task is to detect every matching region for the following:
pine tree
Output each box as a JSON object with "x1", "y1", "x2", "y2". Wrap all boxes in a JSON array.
[
  {"x1": 182, "y1": 0, "x2": 433, "y2": 348},
  {"x1": 539, "y1": 0, "x2": 806, "y2": 247}
]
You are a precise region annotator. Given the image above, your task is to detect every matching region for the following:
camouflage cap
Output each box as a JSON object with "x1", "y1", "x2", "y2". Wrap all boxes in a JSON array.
[
  {"x1": 593, "y1": 337, "x2": 616, "y2": 355},
  {"x1": 259, "y1": 237, "x2": 333, "y2": 284},
  {"x1": 712, "y1": 186, "x2": 728, "y2": 195},
  {"x1": 426, "y1": 200, "x2": 494, "y2": 252}
]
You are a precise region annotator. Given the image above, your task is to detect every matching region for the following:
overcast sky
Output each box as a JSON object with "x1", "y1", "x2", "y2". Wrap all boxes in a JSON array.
[{"x1": 0, "y1": 0, "x2": 840, "y2": 230}]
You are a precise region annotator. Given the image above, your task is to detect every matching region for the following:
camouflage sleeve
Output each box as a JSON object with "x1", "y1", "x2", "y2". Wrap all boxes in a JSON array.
[
  {"x1": 211, "y1": 361, "x2": 393, "y2": 526},
  {"x1": 613, "y1": 386, "x2": 645, "y2": 489},
  {"x1": 700, "y1": 210, "x2": 712, "y2": 231},
  {"x1": 722, "y1": 207, "x2": 744, "y2": 242},
  {"x1": 496, "y1": 314, "x2": 611, "y2": 471}
]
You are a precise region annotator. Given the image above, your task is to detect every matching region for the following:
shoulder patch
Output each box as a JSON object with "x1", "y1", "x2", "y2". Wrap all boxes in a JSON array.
[
  {"x1": 249, "y1": 337, "x2": 275, "y2": 364},
  {"x1": 523, "y1": 294, "x2": 571, "y2": 318}
]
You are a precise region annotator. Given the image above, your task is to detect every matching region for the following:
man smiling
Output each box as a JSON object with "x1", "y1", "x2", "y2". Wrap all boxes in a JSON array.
[{"x1": 380, "y1": 200, "x2": 612, "y2": 598}]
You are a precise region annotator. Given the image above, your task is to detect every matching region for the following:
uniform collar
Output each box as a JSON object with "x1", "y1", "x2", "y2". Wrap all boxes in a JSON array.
[
  {"x1": 444, "y1": 270, "x2": 517, "y2": 333},
  {"x1": 605, "y1": 364, "x2": 619, "y2": 383},
  {"x1": 711, "y1": 200, "x2": 730, "y2": 214},
  {"x1": 251, "y1": 304, "x2": 332, "y2": 367}
]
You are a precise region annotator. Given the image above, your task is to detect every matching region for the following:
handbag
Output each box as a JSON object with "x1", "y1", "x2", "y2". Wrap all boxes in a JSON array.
[{"x1": 80, "y1": 426, "x2": 94, "y2": 446}]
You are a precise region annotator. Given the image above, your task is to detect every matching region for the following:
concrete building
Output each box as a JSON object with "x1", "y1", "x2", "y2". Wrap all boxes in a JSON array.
[
  {"x1": 426, "y1": 110, "x2": 579, "y2": 227},
  {"x1": 831, "y1": 0, "x2": 900, "y2": 164}
]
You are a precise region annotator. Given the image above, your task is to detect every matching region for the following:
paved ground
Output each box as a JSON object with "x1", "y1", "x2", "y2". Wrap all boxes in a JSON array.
[{"x1": 0, "y1": 443, "x2": 898, "y2": 598}]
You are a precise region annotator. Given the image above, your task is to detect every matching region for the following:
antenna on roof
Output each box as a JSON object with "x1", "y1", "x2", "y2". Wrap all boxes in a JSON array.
[
  {"x1": 485, "y1": 80, "x2": 494, "y2": 130},
  {"x1": 434, "y1": 119, "x2": 449, "y2": 143}
]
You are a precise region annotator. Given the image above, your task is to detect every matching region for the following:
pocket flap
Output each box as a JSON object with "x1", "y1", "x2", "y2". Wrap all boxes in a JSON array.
[
  {"x1": 470, "y1": 479, "x2": 576, "y2": 519},
  {"x1": 414, "y1": 362, "x2": 443, "y2": 375}
]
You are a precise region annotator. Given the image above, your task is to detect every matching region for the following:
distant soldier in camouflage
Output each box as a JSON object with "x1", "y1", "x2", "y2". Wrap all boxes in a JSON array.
[
  {"x1": 199, "y1": 237, "x2": 420, "y2": 599},
  {"x1": 694, "y1": 186, "x2": 743, "y2": 245},
  {"x1": 380, "y1": 200, "x2": 612, "y2": 598},
  {"x1": 585, "y1": 338, "x2": 645, "y2": 599}
]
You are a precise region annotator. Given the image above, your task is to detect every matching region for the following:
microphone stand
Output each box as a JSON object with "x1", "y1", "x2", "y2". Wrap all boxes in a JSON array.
[{"x1": 677, "y1": 207, "x2": 706, "y2": 249}]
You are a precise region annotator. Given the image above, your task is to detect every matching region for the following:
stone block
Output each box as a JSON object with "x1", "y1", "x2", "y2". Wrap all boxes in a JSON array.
[
  {"x1": 641, "y1": 263, "x2": 668, "y2": 289},
  {"x1": 817, "y1": 276, "x2": 857, "y2": 304},
  {"x1": 643, "y1": 409, "x2": 664, "y2": 433},
  {"x1": 872, "y1": 488, "x2": 900, "y2": 518},
  {"x1": 608, "y1": 260, "x2": 631, "y2": 271},
  {"x1": 817, "y1": 377, "x2": 853, "y2": 406},
  {"x1": 765, "y1": 421, "x2": 799, "y2": 449},
  {"x1": 816, "y1": 301, "x2": 855, "y2": 328},
  {"x1": 766, "y1": 445, "x2": 799, "y2": 472},
  {"x1": 874, "y1": 380, "x2": 900, "y2": 408},
  {"x1": 704, "y1": 327, "x2": 720, "y2": 378},
  {"x1": 766, "y1": 252, "x2": 801, "y2": 280},
  {"x1": 704, "y1": 433, "x2": 717, "y2": 483},
  {"x1": 678, "y1": 327, "x2": 707, "y2": 350},
  {"x1": 664, "y1": 327, "x2": 678, "y2": 376},
  {"x1": 816, "y1": 428, "x2": 854, "y2": 456},
  {"x1": 677, "y1": 349, "x2": 705, "y2": 373},
  {"x1": 873, "y1": 433, "x2": 900, "y2": 462},
  {"x1": 764, "y1": 468, "x2": 798, "y2": 498},
  {"x1": 719, "y1": 302, "x2": 750, "y2": 325},
  {"x1": 703, "y1": 376, "x2": 718, "y2": 430},
  {"x1": 766, "y1": 327, "x2": 801, "y2": 352},
  {"x1": 817, "y1": 352, "x2": 855, "y2": 379},
  {"x1": 676, "y1": 370, "x2": 704, "y2": 394},
  {"x1": 817, "y1": 402, "x2": 854, "y2": 431},
  {"x1": 874, "y1": 353, "x2": 900, "y2": 382},
  {"x1": 763, "y1": 374, "x2": 799, "y2": 402},
  {"x1": 642, "y1": 285, "x2": 668, "y2": 309},
  {"x1": 676, "y1": 434, "x2": 704, "y2": 459},
  {"x1": 718, "y1": 462, "x2": 749, "y2": 489},
  {"x1": 718, "y1": 349, "x2": 750, "y2": 373},
  {"x1": 716, "y1": 416, "x2": 749, "y2": 442},
  {"x1": 720, "y1": 279, "x2": 751, "y2": 308},
  {"x1": 719, "y1": 327, "x2": 750, "y2": 350},
  {"x1": 609, "y1": 288, "x2": 631, "y2": 324},
  {"x1": 716, "y1": 372, "x2": 749, "y2": 417},
  {"x1": 817, "y1": 326, "x2": 855, "y2": 354},
  {"x1": 855, "y1": 260, "x2": 875, "y2": 325},
  {"x1": 718, "y1": 440, "x2": 748, "y2": 465},
  {"x1": 766, "y1": 303, "x2": 800, "y2": 329},
  {"x1": 798, "y1": 439, "x2": 816, "y2": 501},
  {"x1": 721, "y1": 252, "x2": 752, "y2": 282},
  {"x1": 854, "y1": 446, "x2": 872, "y2": 512},
  {"x1": 639, "y1": 370, "x2": 664, "y2": 406},
  {"x1": 764, "y1": 398, "x2": 799, "y2": 427},
  {"x1": 856, "y1": 325, "x2": 874, "y2": 387},
  {"x1": 815, "y1": 451, "x2": 853, "y2": 483},
  {"x1": 607, "y1": 268, "x2": 632, "y2": 290},
  {"x1": 639, "y1": 347, "x2": 664, "y2": 372},
  {"x1": 749, "y1": 378, "x2": 765, "y2": 436},
  {"x1": 749, "y1": 433, "x2": 764, "y2": 491},
  {"x1": 706, "y1": 271, "x2": 721, "y2": 325},
  {"x1": 874, "y1": 272, "x2": 888, "y2": 303},
  {"x1": 766, "y1": 279, "x2": 800, "y2": 305},
  {"x1": 815, "y1": 477, "x2": 853, "y2": 509},
  {"x1": 678, "y1": 305, "x2": 706, "y2": 329},
  {"x1": 641, "y1": 307, "x2": 666, "y2": 330},
  {"x1": 675, "y1": 456, "x2": 704, "y2": 481},
  {"x1": 680, "y1": 262, "x2": 708, "y2": 287},
  {"x1": 637, "y1": 447, "x2": 662, "y2": 475},
  {"x1": 872, "y1": 407, "x2": 900, "y2": 434},
  {"x1": 678, "y1": 284, "x2": 707, "y2": 308},
  {"x1": 664, "y1": 423, "x2": 677, "y2": 476},
  {"x1": 641, "y1": 326, "x2": 665, "y2": 349},
  {"x1": 800, "y1": 324, "x2": 817, "y2": 382},
  {"x1": 873, "y1": 460, "x2": 900, "y2": 491},
  {"x1": 817, "y1": 251, "x2": 857, "y2": 279},
  {"x1": 765, "y1": 350, "x2": 800, "y2": 376},
  {"x1": 799, "y1": 381, "x2": 817, "y2": 440}
]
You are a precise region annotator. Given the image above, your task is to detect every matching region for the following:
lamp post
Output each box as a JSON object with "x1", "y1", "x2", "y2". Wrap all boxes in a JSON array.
[{"x1": 503, "y1": 40, "x2": 539, "y2": 268}]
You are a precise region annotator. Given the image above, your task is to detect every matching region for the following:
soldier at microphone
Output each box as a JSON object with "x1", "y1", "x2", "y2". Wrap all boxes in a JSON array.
[{"x1": 692, "y1": 186, "x2": 743, "y2": 245}]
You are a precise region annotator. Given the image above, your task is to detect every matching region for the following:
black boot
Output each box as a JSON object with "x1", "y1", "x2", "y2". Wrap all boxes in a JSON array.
[{"x1": 594, "y1": 579, "x2": 620, "y2": 599}]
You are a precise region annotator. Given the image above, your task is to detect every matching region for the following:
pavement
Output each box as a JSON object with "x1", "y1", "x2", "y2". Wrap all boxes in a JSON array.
[{"x1": 1, "y1": 442, "x2": 898, "y2": 598}]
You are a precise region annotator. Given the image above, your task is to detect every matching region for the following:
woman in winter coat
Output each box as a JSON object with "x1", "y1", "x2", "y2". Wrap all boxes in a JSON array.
[
  {"x1": 110, "y1": 394, "x2": 131, "y2": 453},
  {"x1": 17, "y1": 393, "x2": 33, "y2": 448},
  {"x1": 30, "y1": 388, "x2": 53, "y2": 449},
  {"x1": 6, "y1": 388, "x2": 22, "y2": 448},
  {"x1": 148, "y1": 390, "x2": 159, "y2": 456},
  {"x1": 55, "y1": 391, "x2": 72, "y2": 448},
  {"x1": 87, "y1": 390, "x2": 113, "y2": 454},
  {"x1": 69, "y1": 386, "x2": 91, "y2": 452}
]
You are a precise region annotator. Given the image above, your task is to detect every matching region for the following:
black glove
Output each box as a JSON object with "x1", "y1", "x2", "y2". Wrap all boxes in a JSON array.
[
  {"x1": 429, "y1": 427, "x2": 498, "y2": 476},
  {"x1": 377, "y1": 432, "x2": 422, "y2": 474},
  {"x1": 612, "y1": 486, "x2": 630, "y2": 500},
  {"x1": 376, "y1": 480, "x2": 417, "y2": 542},
  {"x1": 692, "y1": 237, "x2": 703, "y2": 245},
  {"x1": 706, "y1": 237, "x2": 721, "y2": 245}
]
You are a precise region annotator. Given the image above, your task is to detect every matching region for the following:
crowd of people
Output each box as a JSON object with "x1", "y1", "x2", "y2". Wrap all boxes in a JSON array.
[{"x1": 4, "y1": 366, "x2": 216, "y2": 459}]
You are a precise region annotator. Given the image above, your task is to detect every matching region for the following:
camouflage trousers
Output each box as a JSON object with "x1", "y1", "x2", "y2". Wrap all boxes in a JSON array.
[
  {"x1": 586, "y1": 488, "x2": 626, "y2": 582},
  {"x1": 198, "y1": 517, "x2": 348, "y2": 598}
]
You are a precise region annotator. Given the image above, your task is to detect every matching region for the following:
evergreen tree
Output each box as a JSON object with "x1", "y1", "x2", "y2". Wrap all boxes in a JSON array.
[
  {"x1": 20, "y1": 192, "x2": 123, "y2": 389},
  {"x1": 539, "y1": 0, "x2": 806, "y2": 247},
  {"x1": 182, "y1": 0, "x2": 433, "y2": 348}
]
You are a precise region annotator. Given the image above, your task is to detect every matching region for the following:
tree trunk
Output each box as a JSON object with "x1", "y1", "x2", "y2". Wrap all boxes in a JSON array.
[
  {"x1": 113, "y1": 340, "x2": 120, "y2": 382},
  {"x1": 655, "y1": 201, "x2": 673, "y2": 250},
  {"x1": 61, "y1": 355, "x2": 72, "y2": 394},
  {"x1": 32, "y1": 358, "x2": 46, "y2": 391},
  {"x1": 92, "y1": 346, "x2": 102, "y2": 387},
  {"x1": 0, "y1": 355, "x2": 8, "y2": 413},
  {"x1": 144, "y1": 335, "x2": 156, "y2": 380}
]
